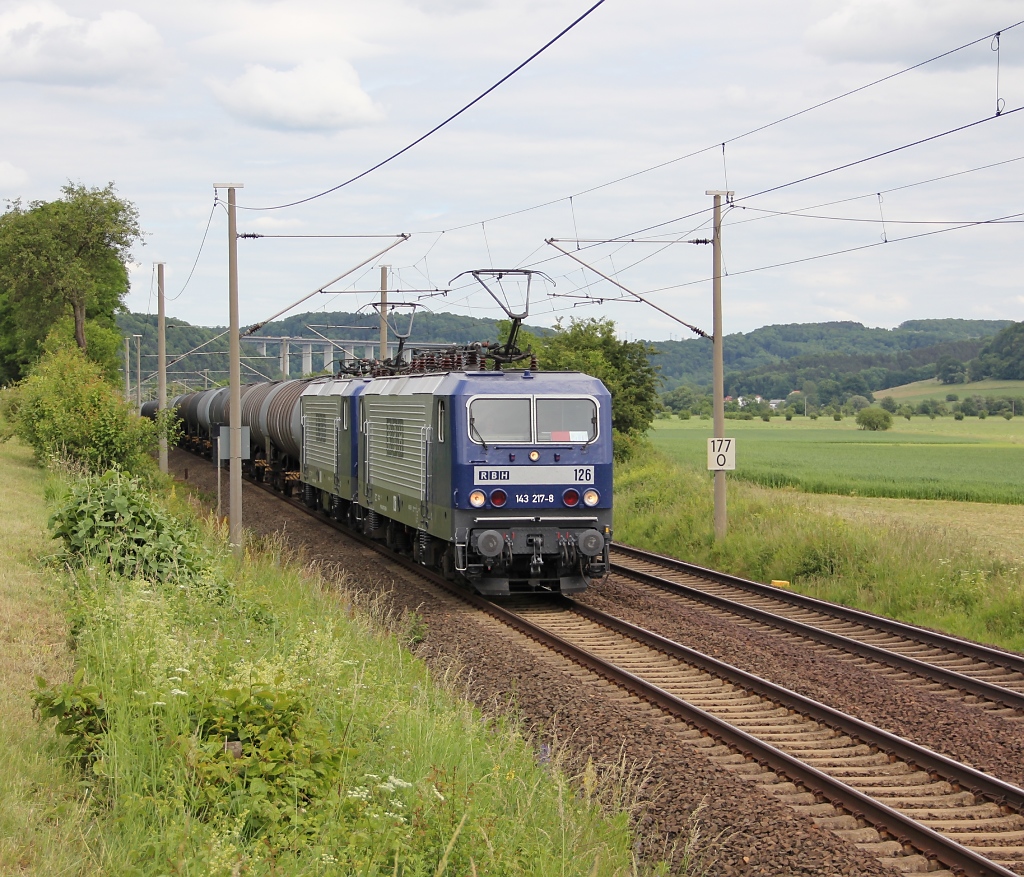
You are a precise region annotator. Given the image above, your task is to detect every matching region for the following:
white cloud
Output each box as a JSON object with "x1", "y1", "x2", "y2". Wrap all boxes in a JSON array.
[
  {"x1": 0, "y1": 1, "x2": 165, "y2": 86},
  {"x1": 0, "y1": 160, "x2": 30, "y2": 190},
  {"x1": 209, "y1": 58, "x2": 384, "y2": 131},
  {"x1": 805, "y1": 0, "x2": 1021, "y2": 67}
]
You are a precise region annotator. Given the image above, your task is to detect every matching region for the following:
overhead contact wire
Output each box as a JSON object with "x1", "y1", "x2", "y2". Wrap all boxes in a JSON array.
[{"x1": 241, "y1": 0, "x2": 610, "y2": 211}]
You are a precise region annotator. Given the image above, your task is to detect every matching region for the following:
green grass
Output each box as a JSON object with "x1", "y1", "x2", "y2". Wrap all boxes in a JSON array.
[
  {"x1": 651, "y1": 416, "x2": 1024, "y2": 503},
  {"x1": 3, "y1": 455, "x2": 651, "y2": 877},
  {"x1": 614, "y1": 446, "x2": 1024, "y2": 653},
  {"x1": 878, "y1": 378, "x2": 1024, "y2": 404},
  {"x1": 0, "y1": 440, "x2": 93, "y2": 874}
]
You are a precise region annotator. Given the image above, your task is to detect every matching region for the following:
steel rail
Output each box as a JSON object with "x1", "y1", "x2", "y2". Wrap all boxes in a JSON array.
[
  {"x1": 192, "y1": 461, "x2": 1021, "y2": 876},
  {"x1": 609, "y1": 556, "x2": 1024, "y2": 712},
  {"x1": 529, "y1": 604, "x2": 1022, "y2": 877},
  {"x1": 565, "y1": 599, "x2": 1024, "y2": 811},
  {"x1": 612, "y1": 543, "x2": 1024, "y2": 673}
]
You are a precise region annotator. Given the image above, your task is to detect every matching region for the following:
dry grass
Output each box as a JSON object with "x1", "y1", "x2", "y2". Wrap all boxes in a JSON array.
[
  {"x1": 0, "y1": 440, "x2": 90, "y2": 875},
  {"x1": 804, "y1": 493, "x2": 1024, "y2": 563}
]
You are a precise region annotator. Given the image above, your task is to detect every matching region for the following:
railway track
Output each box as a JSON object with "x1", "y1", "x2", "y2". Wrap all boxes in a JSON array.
[
  {"x1": 172, "y1": 437, "x2": 1024, "y2": 876},
  {"x1": 610, "y1": 544, "x2": 1024, "y2": 716},
  {"x1": 230, "y1": 475, "x2": 1024, "y2": 877},
  {"x1": 503, "y1": 597, "x2": 1024, "y2": 876}
]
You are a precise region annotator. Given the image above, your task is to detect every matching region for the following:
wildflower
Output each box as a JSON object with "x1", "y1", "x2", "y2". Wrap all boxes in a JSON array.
[
  {"x1": 431, "y1": 785, "x2": 445, "y2": 802},
  {"x1": 170, "y1": 689, "x2": 188, "y2": 697},
  {"x1": 388, "y1": 775, "x2": 413, "y2": 788},
  {"x1": 152, "y1": 701, "x2": 167, "y2": 707},
  {"x1": 133, "y1": 690, "x2": 147, "y2": 696},
  {"x1": 168, "y1": 676, "x2": 182, "y2": 682}
]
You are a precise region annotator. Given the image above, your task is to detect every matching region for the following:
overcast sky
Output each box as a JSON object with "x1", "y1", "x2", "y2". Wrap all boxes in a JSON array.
[{"x1": 2, "y1": 0, "x2": 1023, "y2": 342}]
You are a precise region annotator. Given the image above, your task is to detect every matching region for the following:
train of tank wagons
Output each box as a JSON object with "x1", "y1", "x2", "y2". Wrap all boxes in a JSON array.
[{"x1": 150, "y1": 270, "x2": 613, "y2": 596}]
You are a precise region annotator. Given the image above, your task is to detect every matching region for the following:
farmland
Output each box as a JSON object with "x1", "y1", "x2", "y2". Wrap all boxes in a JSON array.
[
  {"x1": 650, "y1": 415, "x2": 1024, "y2": 504},
  {"x1": 877, "y1": 378, "x2": 1024, "y2": 405}
]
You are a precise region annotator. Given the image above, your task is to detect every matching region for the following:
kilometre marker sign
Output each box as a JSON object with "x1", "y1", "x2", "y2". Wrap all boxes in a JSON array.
[{"x1": 708, "y1": 437, "x2": 736, "y2": 471}]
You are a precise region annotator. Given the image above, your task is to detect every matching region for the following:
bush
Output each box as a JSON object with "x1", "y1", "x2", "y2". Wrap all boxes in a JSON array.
[
  {"x1": 1, "y1": 343, "x2": 156, "y2": 474},
  {"x1": 855, "y1": 407, "x2": 892, "y2": 431},
  {"x1": 48, "y1": 468, "x2": 216, "y2": 584},
  {"x1": 833, "y1": 413, "x2": 842, "y2": 421}
]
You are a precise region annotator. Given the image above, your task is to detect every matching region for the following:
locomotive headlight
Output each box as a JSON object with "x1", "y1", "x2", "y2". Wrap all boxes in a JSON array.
[
  {"x1": 583, "y1": 489, "x2": 600, "y2": 507},
  {"x1": 469, "y1": 489, "x2": 487, "y2": 508},
  {"x1": 529, "y1": 450, "x2": 540, "y2": 462}
]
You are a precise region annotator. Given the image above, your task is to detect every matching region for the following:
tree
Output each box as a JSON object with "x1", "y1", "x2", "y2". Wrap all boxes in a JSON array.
[
  {"x1": 879, "y1": 396, "x2": 897, "y2": 413},
  {"x1": 1, "y1": 341, "x2": 156, "y2": 474},
  {"x1": 0, "y1": 183, "x2": 142, "y2": 383},
  {"x1": 856, "y1": 407, "x2": 892, "y2": 431},
  {"x1": 971, "y1": 321, "x2": 1024, "y2": 381},
  {"x1": 936, "y1": 355, "x2": 967, "y2": 384},
  {"x1": 535, "y1": 317, "x2": 660, "y2": 437}
]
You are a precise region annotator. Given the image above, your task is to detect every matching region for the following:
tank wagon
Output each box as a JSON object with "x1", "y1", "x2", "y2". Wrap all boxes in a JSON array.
[{"x1": 169, "y1": 368, "x2": 612, "y2": 595}]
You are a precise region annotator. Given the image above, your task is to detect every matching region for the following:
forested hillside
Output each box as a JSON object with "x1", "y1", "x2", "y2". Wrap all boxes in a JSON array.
[
  {"x1": 653, "y1": 319, "x2": 1012, "y2": 391},
  {"x1": 114, "y1": 310, "x2": 1017, "y2": 399}
]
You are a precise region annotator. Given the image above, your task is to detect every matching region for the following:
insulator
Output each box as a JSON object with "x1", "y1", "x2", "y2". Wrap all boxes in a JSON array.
[{"x1": 530, "y1": 354, "x2": 539, "y2": 370}]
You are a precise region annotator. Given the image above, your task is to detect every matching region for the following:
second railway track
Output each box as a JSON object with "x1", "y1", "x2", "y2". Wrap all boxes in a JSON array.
[{"x1": 610, "y1": 543, "x2": 1024, "y2": 716}]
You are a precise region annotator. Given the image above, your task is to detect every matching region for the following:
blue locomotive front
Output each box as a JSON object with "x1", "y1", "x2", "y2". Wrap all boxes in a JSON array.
[
  {"x1": 357, "y1": 368, "x2": 612, "y2": 595},
  {"x1": 452, "y1": 369, "x2": 612, "y2": 594}
]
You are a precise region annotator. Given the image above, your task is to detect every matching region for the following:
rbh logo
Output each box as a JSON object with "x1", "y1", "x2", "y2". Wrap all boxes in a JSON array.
[{"x1": 478, "y1": 469, "x2": 510, "y2": 481}]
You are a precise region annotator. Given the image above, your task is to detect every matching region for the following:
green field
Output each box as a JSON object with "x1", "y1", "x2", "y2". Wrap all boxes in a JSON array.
[
  {"x1": 651, "y1": 416, "x2": 1024, "y2": 504},
  {"x1": 879, "y1": 378, "x2": 1024, "y2": 404}
]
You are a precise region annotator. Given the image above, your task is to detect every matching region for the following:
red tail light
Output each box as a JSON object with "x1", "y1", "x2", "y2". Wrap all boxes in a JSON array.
[{"x1": 562, "y1": 488, "x2": 580, "y2": 507}]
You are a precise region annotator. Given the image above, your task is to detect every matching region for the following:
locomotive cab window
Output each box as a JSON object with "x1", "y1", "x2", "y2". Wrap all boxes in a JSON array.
[
  {"x1": 536, "y1": 398, "x2": 597, "y2": 443},
  {"x1": 468, "y1": 397, "x2": 531, "y2": 443}
]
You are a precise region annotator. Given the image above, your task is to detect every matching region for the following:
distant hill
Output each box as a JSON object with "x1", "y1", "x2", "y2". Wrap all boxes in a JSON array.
[
  {"x1": 117, "y1": 310, "x2": 1013, "y2": 398},
  {"x1": 652, "y1": 319, "x2": 1013, "y2": 392}
]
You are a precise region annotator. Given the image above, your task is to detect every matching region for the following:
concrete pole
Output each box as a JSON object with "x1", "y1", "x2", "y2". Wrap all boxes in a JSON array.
[
  {"x1": 124, "y1": 336, "x2": 131, "y2": 401},
  {"x1": 302, "y1": 343, "x2": 312, "y2": 375},
  {"x1": 134, "y1": 334, "x2": 142, "y2": 411},
  {"x1": 706, "y1": 190, "x2": 733, "y2": 540},
  {"x1": 379, "y1": 265, "x2": 388, "y2": 361},
  {"x1": 280, "y1": 340, "x2": 290, "y2": 378},
  {"x1": 324, "y1": 344, "x2": 332, "y2": 371},
  {"x1": 216, "y1": 183, "x2": 244, "y2": 557},
  {"x1": 157, "y1": 263, "x2": 168, "y2": 474}
]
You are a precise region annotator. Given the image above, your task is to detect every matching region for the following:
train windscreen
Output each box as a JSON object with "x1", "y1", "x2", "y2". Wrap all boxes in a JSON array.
[
  {"x1": 469, "y1": 397, "x2": 532, "y2": 443},
  {"x1": 536, "y1": 398, "x2": 597, "y2": 443}
]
